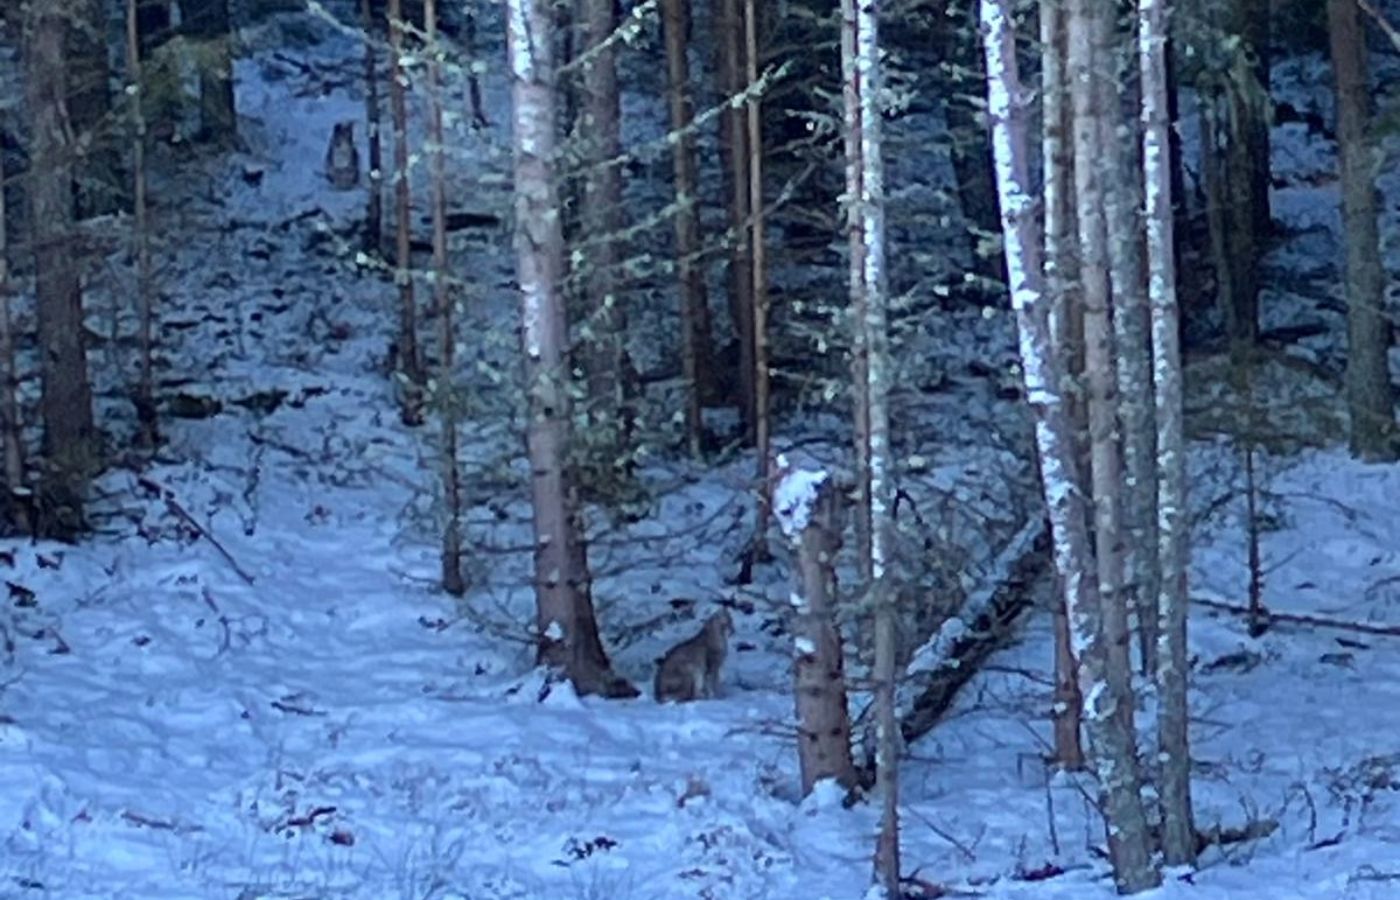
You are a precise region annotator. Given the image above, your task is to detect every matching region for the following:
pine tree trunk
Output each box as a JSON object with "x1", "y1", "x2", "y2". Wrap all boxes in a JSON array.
[
  {"x1": 715, "y1": 0, "x2": 756, "y2": 432},
  {"x1": 1198, "y1": 0, "x2": 1265, "y2": 347},
  {"x1": 661, "y1": 0, "x2": 715, "y2": 455},
  {"x1": 127, "y1": 0, "x2": 159, "y2": 452},
  {"x1": 577, "y1": 0, "x2": 633, "y2": 489},
  {"x1": 26, "y1": 2, "x2": 98, "y2": 539},
  {"x1": 1241, "y1": 0, "x2": 1271, "y2": 241},
  {"x1": 69, "y1": 0, "x2": 119, "y2": 217},
  {"x1": 1328, "y1": 0, "x2": 1394, "y2": 460},
  {"x1": 1141, "y1": 0, "x2": 1195, "y2": 866},
  {"x1": 425, "y1": 0, "x2": 465, "y2": 597},
  {"x1": 0, "y1": 104, "x2": 25, "y2": 533},
  {"x1": 1038, "y1": 0, "x2": 1083, "y2": 772},
  {"x1": 507, "y1": 0, "x2": 636, "y2": 699},
  {"x1": 744, "y1": 0, "x2": 772, "y2": 559},
  {"x1": 185, "y1": 0, "x2": 237, "y2": 145},
  {"x1": 361, "y1": 0, "x2": 384, "y2": 254},
  {"x1": 465, "y1": 0, "x2": 488, "y2": 128},
  {"x1": 939, "y1": 0, "x2": 1004, "y2": 292},
  {"x1": 389, "y1": 0, "x2": 424, "y2": 425},
  {"x1": 779, "y1": 465, "x2": 857, "y2": 795}
]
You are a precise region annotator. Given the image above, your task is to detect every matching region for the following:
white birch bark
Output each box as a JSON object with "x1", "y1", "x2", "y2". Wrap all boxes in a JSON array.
[
  {"x1": 507, "y1": 0, "x2": 635, "y2": 698},
  {"x1": 1097, "y1": 8, "x2": 1159, "y2": 678},
  {"x1": 1039, "y1": 0, "x2": 1084, "y2": 771},
  {"x1": 1068, "y1": 0, "x2": 1158, "y2": 887},
  {"x1": 841, "y1": 0, "x2": 899, "y2": 890},
  {"x1": 982, "y1": 0, "x2": 1159, "y2": 890},
  {"x1": 1140, "y1": 0, "x2": 1195, "y2": 866}
]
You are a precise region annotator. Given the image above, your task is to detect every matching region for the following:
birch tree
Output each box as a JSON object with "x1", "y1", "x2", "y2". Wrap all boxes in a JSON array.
[
  {"x1": 1067, "y1": 0, "x2": 1157, "y2": 885},
  {"x1": 1096, "y1": 6, "x2": 1159, "y2": 677},
  {"x1": 982, "y1": 0, "x2": 1159, "y2": 890},
  {"x1": 842, "y1": 0, "x2": 899, "y2": 889},
  {"x1": 1142, "y1": 0, "x2": 1196, "y2": 865},
  {"x1": 1038, "y1": 0, "x2": 1083, "y2": 771},
  {"x1": 507, "y1": 0, "x2": 637, "y2": 699},
  {"x1": 1328, "y1": 0, "x2": 1394, "y2": 460}
]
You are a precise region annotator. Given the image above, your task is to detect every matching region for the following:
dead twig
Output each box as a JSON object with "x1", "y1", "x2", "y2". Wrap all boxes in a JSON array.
[
  {"x1": 1195, "y1": 596, "x2": 1400, "y2": 638},
  {"x1": 1358, "y1": 0, "x2": 1400, "y2": 54},
  {"x1": 135, "y1": 477, "x2": 256, "y2": 586}
]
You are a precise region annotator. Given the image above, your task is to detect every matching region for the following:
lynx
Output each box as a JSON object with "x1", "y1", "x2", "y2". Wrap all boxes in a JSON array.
[
  {"x1": 324, "y1": 121, "x2": 360, "y2": 190},
  {"x1": 653, "y1": 610, "x2": 733, "y2": 703}
]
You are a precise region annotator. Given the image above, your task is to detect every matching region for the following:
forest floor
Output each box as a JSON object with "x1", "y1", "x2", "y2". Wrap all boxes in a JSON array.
[{"x1": 4, "y1": 7, "x2": 1400, "y2": 900}]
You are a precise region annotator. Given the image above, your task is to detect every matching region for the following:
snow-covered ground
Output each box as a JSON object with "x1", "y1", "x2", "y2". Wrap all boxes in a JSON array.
[{"x1": 3, "y1": 6, "x2": 1400, "y2": 899}]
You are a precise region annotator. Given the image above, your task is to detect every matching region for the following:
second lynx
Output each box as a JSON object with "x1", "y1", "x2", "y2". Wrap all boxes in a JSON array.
[{"x1": 654, "y1": 610, "x2": 733, "y2": 703}]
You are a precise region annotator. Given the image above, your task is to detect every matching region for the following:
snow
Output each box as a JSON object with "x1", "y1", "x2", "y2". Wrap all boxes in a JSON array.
[
  {"x1": 1, "y1": 4, "x2": 1400, "y2": 899},
  {"x1": 773, "y1": 457, "x2": 829, "y2": 539}
]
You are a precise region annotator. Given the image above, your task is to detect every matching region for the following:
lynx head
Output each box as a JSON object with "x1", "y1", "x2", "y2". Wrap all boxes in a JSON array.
[{"x1": 706, "y1": 609, "x2": 734, "y2": 641}]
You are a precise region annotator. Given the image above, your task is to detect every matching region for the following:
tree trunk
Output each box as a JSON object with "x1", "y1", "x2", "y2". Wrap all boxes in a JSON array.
[
  {"x1": 1097, "y1": 7, "x2": 1159, "y2": 677},
  {"x1": 1067, "y1": 0, "x2": 1158, "y2": 888},
  {"x1": 185, "y1": 0, "x2": 237, "y2": 145},
  {"x1": 1328, "y1": 0, "x2": 1394, "y2": 460},
  {"x1": 136, "y1": 0, "x2": 173, "y2": 58},
  {"x1": 425, "y1": 0, "x2": 466, "y2": 597},
  {"x1": 577, "y1": 0, "x2": 634, "y2": 490},
  {"x1": 1198, "y1": 0, "x2": 1266, "y2": 347},
  {"x1": 69, "y1": 0, "x2": 119, "y2": 217},
  {"x1": 777, "y1": 465, "x2": 857, "y2": 795},
  {"x1": 1241, "y1": 0, "x2": 1271, "y2": 241},
  {"x1": 846, "y1": 0, "x2": 872, "y2": 583},
  {"x1": 361, "y1": 0, "x2": 384, "y2": 254},
  {"x1": 26, "y1": 2, "x2": 98, "y2": 540},
  {"x1": 940, "y1": 0, "x2": 1005, "y2": 293},
  {"x1": 661, "y1": 0, "x2": 715, "y2": 456},
  {"x1": 1141, "y1": 0, "x2": 1195, "y2": 866},
  {"x1": 1038, "y1": 0, "x2": 1084, "y2": 772},
  {"x1": 842, "y1": 0, "x2": 899, "y2": 888},
  {"x1": 0, "y1": 103, "x2": 26, "y2": 534},
  {"x1": 507, "y1": 0, "x2": 637, "y2": 699},
  {"x1": 464, "y1": 1, "x2": 488, "y2": 128},
  {"x1": 127, "y1": 0, "x2": 159, "y2": 453},
  {"x1": 389, "y1": 0, "x2": 424, "y2": 425},
  {"x1": 745, "y1": 0, "x2": 772, "y2": 560},
  {"x1": 715, "y1": 0, "x2": 756, "y2": 432}
]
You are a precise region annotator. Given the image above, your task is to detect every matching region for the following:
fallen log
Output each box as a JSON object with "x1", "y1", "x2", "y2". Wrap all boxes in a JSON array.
[{"x1": 897, "y1": 518, "x2": 1051, "y2": 750}]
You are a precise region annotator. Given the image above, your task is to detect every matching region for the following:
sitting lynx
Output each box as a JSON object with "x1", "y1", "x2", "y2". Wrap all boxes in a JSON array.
[
  {"x1": 324, "y1": 121, "x2": 360, "y2": 190},
  {"x1": 654, "y1": 610, "x2": 733, "y2": 703}
]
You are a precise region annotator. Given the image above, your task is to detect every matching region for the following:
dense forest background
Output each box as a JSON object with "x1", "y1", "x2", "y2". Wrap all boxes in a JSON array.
[{"x1": 1, "y1": 0, "x2": 1400, "y2": 897}]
